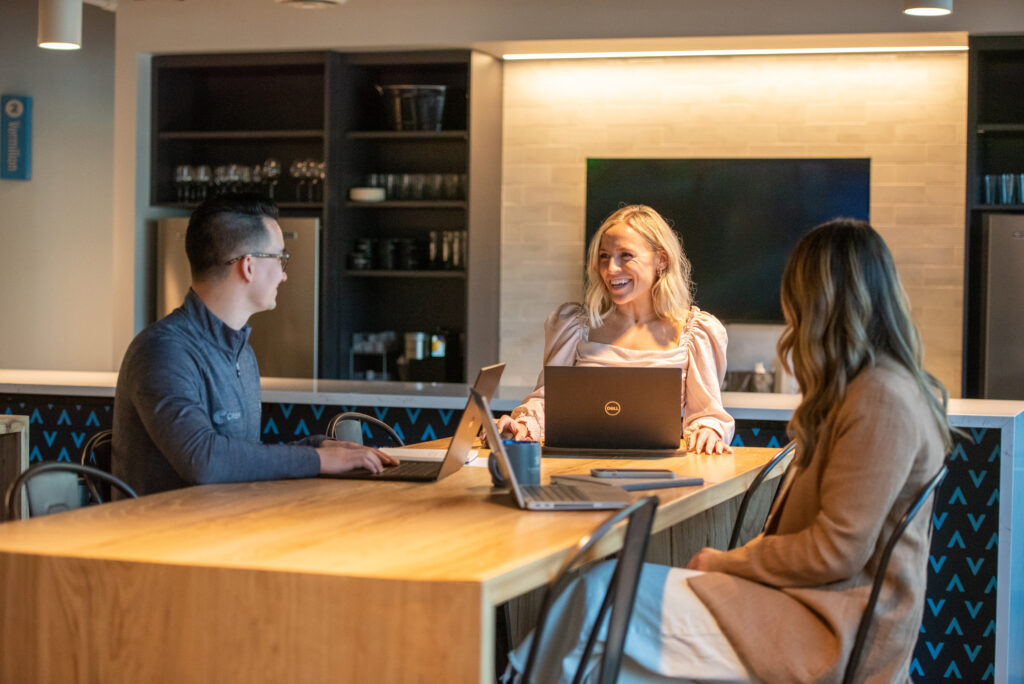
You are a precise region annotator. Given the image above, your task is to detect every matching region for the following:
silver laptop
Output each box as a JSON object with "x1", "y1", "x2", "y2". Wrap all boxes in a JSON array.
[
  {"x1": 322, "y1": 363, "x2": 504, "y2": 482},
  {"x1": 474, "y1": 390, "x2": 632, "y2": 511},
  {"x1": 543, "y1": 366, "x2": 683, "y2": 456}
]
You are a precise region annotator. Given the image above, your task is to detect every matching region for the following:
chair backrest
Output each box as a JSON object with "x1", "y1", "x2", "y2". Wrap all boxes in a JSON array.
[
  {"x1": 80, "y1": 429, "x2": 113, "y2": 500},
  {"x1": 4, "y1": 461, "x2": 139, "y2": 521},
  {"x1": 728, "y1": 440, "x2": 796, "y2": 550},
  {"x1": 326, "y1": 411, "x2": 405, "y2": 447},
  {"x1": 842, "y1": 461, "x2": 949, "y2": 684},
  {"x1": 521, "y1": 496, "x2": 659, "y2": 684}
]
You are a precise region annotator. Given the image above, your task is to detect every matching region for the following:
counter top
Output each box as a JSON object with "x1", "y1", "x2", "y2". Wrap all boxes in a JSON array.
[{"x1": 2, "y1": 369, "x2": 1022, "y2": 423}]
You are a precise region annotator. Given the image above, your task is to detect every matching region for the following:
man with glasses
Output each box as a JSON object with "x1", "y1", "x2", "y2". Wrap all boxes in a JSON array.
[{"x1": 112, "y1": 194, "x2": 396, "y2": 496}]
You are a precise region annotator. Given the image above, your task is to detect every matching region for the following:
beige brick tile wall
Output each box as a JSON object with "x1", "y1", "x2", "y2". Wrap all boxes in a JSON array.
[{"x1": 500, "y1": 52, "x2": 968, "y2": 396}]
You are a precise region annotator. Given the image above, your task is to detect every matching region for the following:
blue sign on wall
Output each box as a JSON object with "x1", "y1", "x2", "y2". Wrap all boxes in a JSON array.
[{"x1": 2, "y1": 95, "x2": 32, "y2": 180}]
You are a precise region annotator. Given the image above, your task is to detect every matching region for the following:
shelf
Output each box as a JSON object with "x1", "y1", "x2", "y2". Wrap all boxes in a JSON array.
[
  {"x1": 347, "y1": 130, "x2": 468, "y2": 140},
  {"x1": 346, "y1": 200, "x2": 466, "y2": 209},
  {"x1": 158, "y1": 130, "x2": 325, "y2": 140},
  {"x1": 977, "y1": 124, "x2": 1024, "y2": 134},
  {"x1": 153, "y1": 201, "x2": 323, "y2": 210},
  {"x1": 970, "y1": 203, "x2": 1024, "y2": 212},
  {"x1": 345, "y1": 269, "x2": 466, "y2": 278}
]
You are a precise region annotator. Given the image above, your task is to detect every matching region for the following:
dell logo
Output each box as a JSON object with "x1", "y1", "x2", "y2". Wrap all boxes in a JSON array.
[{"x1": 604, "y1": 401, "x2": 621, "y2": 416}]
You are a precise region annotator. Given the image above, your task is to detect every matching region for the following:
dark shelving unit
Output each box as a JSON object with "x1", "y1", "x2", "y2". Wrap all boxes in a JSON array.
[
  {"x1": 963, "y1": 35, "x2": 1024, "y2": 396},
  {"x1": 150, "y1": 49, "x2": 502, "y2": 382}
]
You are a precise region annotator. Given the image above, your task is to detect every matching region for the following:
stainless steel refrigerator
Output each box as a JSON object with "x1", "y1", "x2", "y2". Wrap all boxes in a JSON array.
[
  {"x1": 982, "y1": 213, "x2": 1024, "y2": 399},
  {"x1": 156, "y1": 217, "x2": 320, "y2": 379}
]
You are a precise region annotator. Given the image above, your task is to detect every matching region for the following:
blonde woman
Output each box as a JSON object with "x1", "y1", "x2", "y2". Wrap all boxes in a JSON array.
[
  {"x1": 497, "y1": 204, "x2": 734, "y2": 454},
  {"x1": 505, "y1": 218, "x2": 952, "y2": 682}
]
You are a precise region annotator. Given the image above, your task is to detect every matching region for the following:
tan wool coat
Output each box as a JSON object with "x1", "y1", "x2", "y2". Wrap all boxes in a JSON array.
[{"x1": 689, "y1": 357, "x2": 946, "y2": 683}]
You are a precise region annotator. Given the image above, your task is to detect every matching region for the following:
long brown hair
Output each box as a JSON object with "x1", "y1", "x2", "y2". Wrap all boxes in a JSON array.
[
  {"x1": 777, "y1": 219, "x2": 952, "y2": 465},
  {"x1": 583, "y1": 205, "x2": 693, "y2": 328}
]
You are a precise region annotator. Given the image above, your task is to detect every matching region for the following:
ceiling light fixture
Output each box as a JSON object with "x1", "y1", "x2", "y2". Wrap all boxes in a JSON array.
[
  {"x1": 903, "y1": 0, "x2": 952, "y2": 17},
  {"x1": 38, "y1": 0, "x2": 82, "y2": 50},
  {"x1": 503, "y1": 45, "x2": 967, "y2": 61},
  {"x1": 275, "y1": 0, "x2": 349, "y2": 8}
]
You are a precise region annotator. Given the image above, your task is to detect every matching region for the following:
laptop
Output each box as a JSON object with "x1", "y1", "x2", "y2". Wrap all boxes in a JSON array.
[
  {"x1": 321, "y1": 363, "x2": 504, "y2": 482},
  {"x1": 474, "y1": 390, "x2": 632, "y2": 511},
  {"x1": 542, "y1": 366, "x2": 684, "y2": 455}
]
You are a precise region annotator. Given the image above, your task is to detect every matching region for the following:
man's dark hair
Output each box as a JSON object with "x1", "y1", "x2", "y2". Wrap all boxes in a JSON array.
[{"x1": 185, "y1": 193, "x2": 280, "y2": 281}]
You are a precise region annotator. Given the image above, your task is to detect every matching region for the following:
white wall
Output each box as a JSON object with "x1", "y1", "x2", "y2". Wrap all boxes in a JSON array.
[
  {"x1": 0, "y1": 1, "x2": 114, "y2": 370},
  {"x1": 499, "y1": 52, "x2": 967, "y2": 393}
]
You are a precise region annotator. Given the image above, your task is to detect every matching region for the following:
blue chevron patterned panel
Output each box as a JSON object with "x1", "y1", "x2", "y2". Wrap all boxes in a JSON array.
[{"x1": 1, "y1": 396, "x2": 1001, "y2": 681}]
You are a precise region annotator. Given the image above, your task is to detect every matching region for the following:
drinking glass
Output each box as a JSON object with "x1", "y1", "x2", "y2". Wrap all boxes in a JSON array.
[
  {"x1": 423, "y1": 173, "x2": 444, "y2": 200},
  {"x1": 262, "y1": 158, "x2": 281, "y2": 200},
  {"x1": 983, "y1": 174, "x2": 999, "y2": 205},
  {"x1": 239, "y1": 165, "x2": 253, "y2": 194},
  {"x1": 213, "y1": 166, "x2": 228, "y2": 196},
  {"x1": 290, "y1": 160, "x2": 308, "y2": 202},
  {"x1": 174, "y1": 165, "x2": 193, "y2": 203},
  {"x1": 227, "y1": 164, "x2": 242, "y2": 194},
  {"x1": 194, "y1": 165, "x2": 212, "y2": 200},
  {"x1": 250, "y1": 164, "x2": 263, "y2": 194},
  {"x1": 999, "y1": 173, "x2": 1017, "y2": 205}
]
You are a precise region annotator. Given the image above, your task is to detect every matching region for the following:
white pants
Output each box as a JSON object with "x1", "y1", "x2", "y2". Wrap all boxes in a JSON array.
[
  {"x1": 654, "y1": 567, "x2": 752, "y2": 683},
  {"x1": 504, "y1": 562, "x2": 752, "y2": 684}
]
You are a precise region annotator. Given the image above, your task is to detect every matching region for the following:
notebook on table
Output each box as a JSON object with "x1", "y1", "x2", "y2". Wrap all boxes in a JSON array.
[
  {"x1": 542, "y1": 366, "x2": 683, "y2": 456},
  {"x1": 474, "y1": 390, "x2": 632, "y2": 511},
  {"x1": 320, "y1": 363, "x2": 504, "y2": 482}
]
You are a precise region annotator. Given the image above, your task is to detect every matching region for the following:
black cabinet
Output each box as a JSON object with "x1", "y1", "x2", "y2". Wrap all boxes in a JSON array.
[
  {"x1": 150, "y1": 50, "x2": 501, "y2": 382},
  {"x1": 963, "y1": 35, "x2": 1024, "y2": 396}
]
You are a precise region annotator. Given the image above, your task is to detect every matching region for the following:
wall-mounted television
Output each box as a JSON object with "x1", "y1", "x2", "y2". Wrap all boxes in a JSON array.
[{"x1": 585, "y1": 158, "x2": 871, "y2": 323}]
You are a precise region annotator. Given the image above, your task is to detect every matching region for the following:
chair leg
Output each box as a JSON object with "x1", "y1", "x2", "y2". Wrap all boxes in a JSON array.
[{"x1": 495, "y1": 602, "x2": 512, "y2": 681}]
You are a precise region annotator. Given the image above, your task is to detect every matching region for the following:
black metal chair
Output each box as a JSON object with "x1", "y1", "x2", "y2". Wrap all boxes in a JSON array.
[
  {"x1": 80, "y1": 428, "x2": 113, "y2": 500},
  {"x1": 842, "y1": 461, "x2": 949, "y2": 684},
  {"x1": 518, "y1": 496, "x2": 659, "y2": 684},
  {"x1": 4, "y1": 461, "x2": 138, "y2": 520},
  {"x1": 728, "y1": 440, "x2": 797, "y2": 550},
  {"x1": 325, "y1": 412, "x2": 404, "y2": 447}
]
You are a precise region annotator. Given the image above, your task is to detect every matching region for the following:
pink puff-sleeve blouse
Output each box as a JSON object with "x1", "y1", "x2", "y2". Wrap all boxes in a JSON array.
[{"x1": 509, "y1": 302, "x2": 735, "y2": 445}]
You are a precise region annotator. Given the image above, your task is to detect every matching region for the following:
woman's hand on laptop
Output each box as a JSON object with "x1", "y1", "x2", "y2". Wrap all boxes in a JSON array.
[
  {"x1": 687, "y1": 427, "x2": 733, "y2": 455},
  {"x1": 495, "y1": 415, "x2": 530, "y2": 441},
  {"x1": 316, "y1": 442, "x2": 399, "y2": 474}
]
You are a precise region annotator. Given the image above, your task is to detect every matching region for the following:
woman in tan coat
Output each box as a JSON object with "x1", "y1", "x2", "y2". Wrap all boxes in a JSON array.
[{"x1": 503, "y1": 218, "x2": 952, "y2": 683}]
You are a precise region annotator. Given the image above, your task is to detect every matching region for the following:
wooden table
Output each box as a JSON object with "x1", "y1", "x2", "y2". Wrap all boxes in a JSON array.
[{"x1": 0, "y1": 446, "x2": 782, "y2": 683}]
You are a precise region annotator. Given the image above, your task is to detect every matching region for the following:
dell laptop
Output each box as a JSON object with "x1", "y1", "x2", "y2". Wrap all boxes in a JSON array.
[
  {"x1": 474, "y1": 390, "x2": 632, "y2": 511},
  {"x1": 543, "y1": 366, "x2": 683, "y2": 455},
  {"x1": 321, "y1": 363, "x2": 504, "y2": 482}
]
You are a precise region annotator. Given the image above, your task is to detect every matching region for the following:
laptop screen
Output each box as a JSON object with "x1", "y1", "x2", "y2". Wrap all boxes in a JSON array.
[{"x1": 543, "y1": 366, "x2": 682, "y2": 450}]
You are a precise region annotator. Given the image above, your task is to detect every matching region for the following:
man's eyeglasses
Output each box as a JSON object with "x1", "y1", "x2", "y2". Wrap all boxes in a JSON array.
[{"x1": 225, "y1": 252, "x2": 290, "y2": 272}]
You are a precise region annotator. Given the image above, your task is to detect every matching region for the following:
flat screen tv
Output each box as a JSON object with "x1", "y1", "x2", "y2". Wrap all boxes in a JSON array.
[{"x1": 585, "y1": 158, "x2": 870, "y2": 323}]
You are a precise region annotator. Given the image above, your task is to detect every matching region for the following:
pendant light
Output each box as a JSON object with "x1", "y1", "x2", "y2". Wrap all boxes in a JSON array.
[
  {"x1": 38, "y1": 0, "x2": 82, "y2": 50},
  {"x1": 903, "y1": 0, "x2": 952, "y2": 17}
]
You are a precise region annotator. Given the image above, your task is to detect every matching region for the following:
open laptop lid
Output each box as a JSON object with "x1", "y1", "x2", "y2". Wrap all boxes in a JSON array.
[
  {"x1": 543, "y1": 366, "x2": 682, "y2": 451},
  {"x1": 434, "y1": 363, "x2": 506, "y2": 479},
  {"x1": 472, "y1": 389, "x2": 529, "y2": 508}
]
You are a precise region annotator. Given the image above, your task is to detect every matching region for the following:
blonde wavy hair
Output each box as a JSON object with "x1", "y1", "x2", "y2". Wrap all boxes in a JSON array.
[
  {"x1": 777, "y1": 218, "x2": 952, "y2": 466},
  {"x1": 583, "y1": 205, "x2": 694, "y2": 329}
]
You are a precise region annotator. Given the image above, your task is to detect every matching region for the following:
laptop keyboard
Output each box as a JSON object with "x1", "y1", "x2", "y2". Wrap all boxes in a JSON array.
[
  {"x1": 346, "y1": 460, "x2": 442, "y2": 479},
  {"x1": 521, "y1": 484, "x2": 588, "y2": 502}
]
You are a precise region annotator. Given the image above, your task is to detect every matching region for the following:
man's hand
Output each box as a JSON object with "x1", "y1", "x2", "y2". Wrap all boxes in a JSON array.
[
  {"x1": 687, "y1": 427, "x2": 733, "y2": 455},
  {"x1": 316, "y1": 441, "x2": 399, "y2": 475}
]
